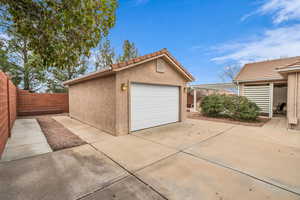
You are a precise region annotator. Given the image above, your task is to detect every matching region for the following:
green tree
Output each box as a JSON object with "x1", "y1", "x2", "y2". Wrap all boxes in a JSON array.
[
  {"x1": 117, "y1": 40, "x2": 139, "y2": 62},
  {"x1": 95, "y1": 39, "x2": 115, "y2": 71},
  {"x1": 0, "y1": 40, "x2": 12, "y2": 69},
  {"x1": 1, "y1": 0, "x2": 117, "y2": 69},
  {"x1": 0, "y1": 32, "x2": 47, "y2": 91},
  {"x1": 0, "y1": 49, "x2": 21, "y2": 85},
  {"x1": 47, "y1": 57, "x2": 88, "y2": 93},
  {"x1": 0, "y1": 39, "x2": 20, "y2": 83},
  {"x1": 21, "y1": 53, "x2": 47, "y2": 92}
]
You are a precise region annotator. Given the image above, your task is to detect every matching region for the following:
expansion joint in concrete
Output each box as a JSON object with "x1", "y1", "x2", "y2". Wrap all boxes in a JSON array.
[
  {"x1": 182, "y1": 151, "x2": 300, "y2": 197},
  {"x1": 87, "y1": 144, "x2": 170, "y2": 200}
]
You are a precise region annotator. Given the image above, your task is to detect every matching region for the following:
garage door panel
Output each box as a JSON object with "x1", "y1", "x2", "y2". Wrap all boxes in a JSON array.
[{"x1": 131, "y1": 83, "x2": 179, "y2": 131}]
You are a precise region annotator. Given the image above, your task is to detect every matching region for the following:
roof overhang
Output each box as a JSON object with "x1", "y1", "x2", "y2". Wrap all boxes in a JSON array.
[
  {"x1": 163, "y1": 54, "x2": 195, "y2": 81},
  {"x1": 63, "y1": 69, "x2": 115, "y2": 86},
  {"x1": 113, "y1": 53, "x2": 194, "y2": 81},
  {"x1": 276, "y1": 65, "x2": 300, "y2": 78},
  {"x1": 64, "y1": 52, "x2": 195, "y2": 86},
  {"x1": 190, "y1": 83, "x2": 236, "y2": 90},
  {"x1": 276, "y1": 65, "x2": 300, "y2": 73},
  {"x1": 234, "y1": 57, "x2": 300, "y2": 84},
  {"x1": 233, "y1": 78, "x2": 286, "y2": 83}
]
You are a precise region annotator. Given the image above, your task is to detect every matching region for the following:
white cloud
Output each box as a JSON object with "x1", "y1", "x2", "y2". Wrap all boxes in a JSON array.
[
  {"x1": 245, "y1": 0, "x2": 300, "y2": 24},
  {"x1": 212, "y1": 24, "x2": 300, "y2": 65}
]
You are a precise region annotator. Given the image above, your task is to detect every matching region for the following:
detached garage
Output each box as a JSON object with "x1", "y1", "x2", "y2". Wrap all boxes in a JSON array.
[{"x1": 64, "y1": 49, "x2": 194, "y2": 136}]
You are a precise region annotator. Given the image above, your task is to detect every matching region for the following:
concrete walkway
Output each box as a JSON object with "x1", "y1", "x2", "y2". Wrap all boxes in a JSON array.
[
  {"x1": 1, "y1": 117, "x2": 299, "y2": 200},
  {"x1": 56, "y1": 117, "x2": 300, "y2": 199},
  {"x1": 263, "y1": 116, "x2": 288, "y2": 130},
  {"x1": 53, "y1": 116, "x2": 114, "y2": 143},
  {"x1": 0, "y1": 119, "x2": 52, "y2": 162}
]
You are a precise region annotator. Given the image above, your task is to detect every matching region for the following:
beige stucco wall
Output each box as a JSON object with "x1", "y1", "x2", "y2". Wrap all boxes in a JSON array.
[
  {"x1": 68, "y1": 58, "x2": 189, "y2": 136},
  {"x1": 287, "y1": 73, "x2": 300, "y2": 129},
  {"x1": 68, "y1": 75, "x2": 116, "y2": 134},
  {"x1": 115, "y1": 58, "x2": 188, "y2": 136}
]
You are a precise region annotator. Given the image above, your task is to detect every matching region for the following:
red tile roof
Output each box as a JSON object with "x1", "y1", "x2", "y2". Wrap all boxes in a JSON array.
[
  {"x1": 111, "y1": 48, "x2": 194, "y2": 79},
  {"x1": 64, "y1": 49, "x2": 194, "y2": 85}
]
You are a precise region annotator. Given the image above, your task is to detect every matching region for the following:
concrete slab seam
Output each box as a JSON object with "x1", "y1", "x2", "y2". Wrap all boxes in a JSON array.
[
  {"x1": 182, "y1": 151, "x2": 300, "y2": 197},
  {"x1": 180, "y1": 126, "x2": 235, "y2": 152},
  {"x1": 89, "y1": 144, "x2": 169, "y2": 200},
  {"x1": 131, "y1": 125, "x2": 236, "y2": 152},
  {"x1": 76, "y1": 174, "x2": 131, "y2": 200},
  {"x1": 130, "y1": 134, "x2": 178, "y2": 150},
  {"x1": 133, "y1": 151, "x2": 181, "y2": 173}
]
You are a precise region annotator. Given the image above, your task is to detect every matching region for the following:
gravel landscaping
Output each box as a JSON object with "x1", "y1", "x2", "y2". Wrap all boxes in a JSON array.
[{"x1": 37, "y1": 117, "x2": 86, "y2": 151}]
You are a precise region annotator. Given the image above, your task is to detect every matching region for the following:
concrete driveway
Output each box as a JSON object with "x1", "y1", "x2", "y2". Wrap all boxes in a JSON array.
[{"x1": 1, "y1": 117, "x2": 300, "y2": 200}]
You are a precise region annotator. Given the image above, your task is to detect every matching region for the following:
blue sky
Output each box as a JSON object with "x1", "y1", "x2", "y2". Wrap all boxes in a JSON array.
[{"x1": 107, "y1": 0, "x2": 300, "y2": 84}]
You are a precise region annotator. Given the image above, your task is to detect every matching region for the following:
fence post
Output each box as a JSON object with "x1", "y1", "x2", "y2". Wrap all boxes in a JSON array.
[{"x1": 6, "y1": 77, "x2": 11, "y2": 137}]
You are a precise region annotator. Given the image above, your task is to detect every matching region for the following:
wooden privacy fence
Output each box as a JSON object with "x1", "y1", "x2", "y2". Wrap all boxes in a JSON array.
[
  {"x1": 0, "y1": 71, "x2": 17, "y2": 156},
  {"x1": 17, "y1": 90, "x2": 69, "y2": 116},
  {"x1": 0, "y1": 71, "x2": 69, "y2": 157}
]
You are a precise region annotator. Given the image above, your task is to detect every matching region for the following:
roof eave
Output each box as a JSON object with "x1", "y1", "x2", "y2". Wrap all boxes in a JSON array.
[
  {"x1": 63, "y1": 50, "x2": 195, "y2": 86},
  {"x1": 113, "y1": 53, "x2": 195, "y2": 82},
  {"x1": 276, "y1": 66, "x2": 300, "y2": 73},
  {"x1": 233, "y1": 78, "x2": 286, "y2": 83},
  {"x1": 161, "y1": 54, "x2": 195, "y2": 82},
  {"x1": 63, "y1": 70, "x2": 115, "y2": 86}
]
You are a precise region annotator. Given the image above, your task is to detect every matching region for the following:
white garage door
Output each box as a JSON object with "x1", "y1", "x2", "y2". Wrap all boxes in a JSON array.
[{"x1": 130, "y1": 83, "x2": 179, "y2": 131}]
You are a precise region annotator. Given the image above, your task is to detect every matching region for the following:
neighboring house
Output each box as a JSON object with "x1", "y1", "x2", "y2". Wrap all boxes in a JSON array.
[
  {"x1": 235, "y1": 56, "x2": 300, "y2": 129},
  {"x1": 64, "y1": 49, "x2": 194, "y2": 136},
  {"x1": 188, "y1": 83, "x2": 236, "y2": 112}
]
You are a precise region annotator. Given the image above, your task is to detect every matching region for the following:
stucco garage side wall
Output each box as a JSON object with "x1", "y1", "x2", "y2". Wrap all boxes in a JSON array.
[
  {"x1": 115, "y1": 58, "x2": 188, "y2": 136},
  {"x1": 69, "y1": 75, "x2": 116, "y2": 135}
]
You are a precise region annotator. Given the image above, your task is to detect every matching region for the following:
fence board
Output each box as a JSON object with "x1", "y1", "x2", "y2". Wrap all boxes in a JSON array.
[
  {"x1": 17, "y1": 90, "x2": 69, "y2": 116},
  {"x1": 0, "y1": 71, "x2": 17, "y2": 156}
]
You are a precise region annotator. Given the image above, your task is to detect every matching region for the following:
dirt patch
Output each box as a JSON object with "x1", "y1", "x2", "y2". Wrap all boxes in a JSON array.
[
  {"x1": 188, "y1": 112, "x2": 270, "y2": 127},
  {"x1": 37, "y1": 117, "x2": 86, "y2": 151}
]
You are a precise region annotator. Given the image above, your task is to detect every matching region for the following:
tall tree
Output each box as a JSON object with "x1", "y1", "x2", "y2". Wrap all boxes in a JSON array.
[
  {"x1": 0, "y1": 31, "x2": 46, "y2": 91},
  {"x1": 1, "y1": 0, "x2": 117, "y2": 69},
  {"x1": 0, "y1": 46, "x2": 21, "y2": 85},
  {"x1": 47, "y1": 57, "x2": 88, "y2": 93},
  {"x1": 95, "y1": 39, "x2": 115, "y2": 71},
  {"x1": 117, "y1": 40, "x2": 139, "y2": 62}
]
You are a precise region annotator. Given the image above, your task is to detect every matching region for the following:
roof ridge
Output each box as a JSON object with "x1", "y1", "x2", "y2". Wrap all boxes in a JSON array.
[
  {"x1": 245, "y1": 56, "x2": 300, "y2": 65},
  {"x1": 111, "y1": 48, "x2": 168, "y2": 69},
  {"x1": 110, "y1": 48, "x2": 194, "y2": 80},
  {"x1": 64, "y1": 48, "x2": 194, "y2": 85}
]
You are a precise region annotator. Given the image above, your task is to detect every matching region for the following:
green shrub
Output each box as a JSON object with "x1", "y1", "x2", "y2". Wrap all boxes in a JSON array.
[
  {"x1": 229, "y1": 96, "x2": 260, "y2": 121},
  {"x1": 200, "y1": 94, "x2": 260, "y2": 121},
  {"x1": 200, "y1": 94, "x2": 227, "y2": 117}
]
